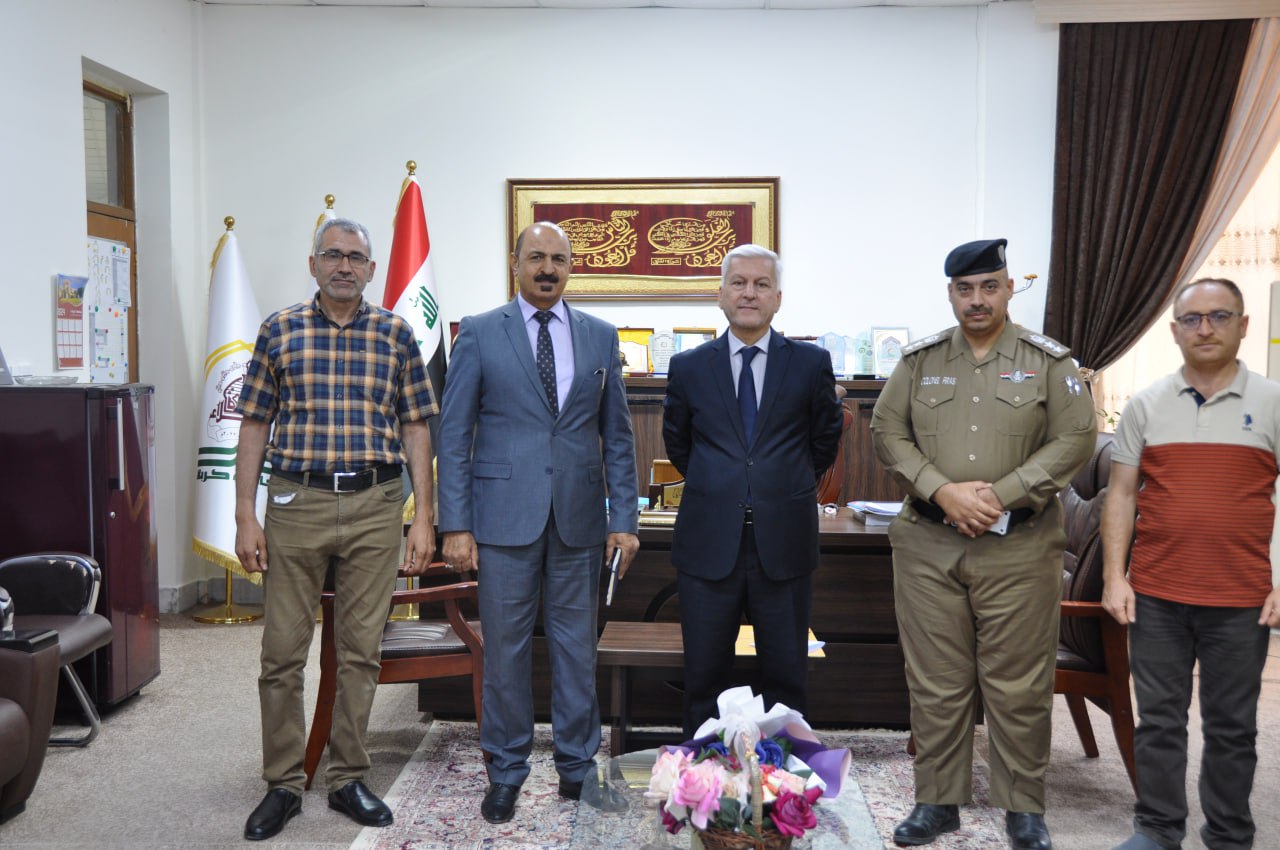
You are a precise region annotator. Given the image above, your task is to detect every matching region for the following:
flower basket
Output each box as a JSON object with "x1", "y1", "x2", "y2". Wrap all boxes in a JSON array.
[
  {"x1": 692, "y1": 825, "x2": 794, "y2": 850},
  {"x1": 647, "y1": 687, "x2": 852, "y2": 849}
]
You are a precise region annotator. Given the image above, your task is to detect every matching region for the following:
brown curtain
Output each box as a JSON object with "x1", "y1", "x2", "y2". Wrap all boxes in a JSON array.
[{"x1": 1043, "y1": 20, "x2": 1253, "y2": 372}]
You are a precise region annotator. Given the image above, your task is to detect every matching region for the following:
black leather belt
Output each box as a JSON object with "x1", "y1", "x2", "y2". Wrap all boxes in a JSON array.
[
  {"x1": 911, "y1": 498, "x2": 1034, "y2": 528},
  {"x1": 272, "y1": 464, "x2": 402, "y2": 493}
]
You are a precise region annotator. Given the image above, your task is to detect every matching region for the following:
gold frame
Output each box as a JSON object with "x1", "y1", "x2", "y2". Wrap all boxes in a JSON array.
[
  {"x1": 617, "y1": 327, "x2": 654, "y2": 373},
  {"x1": 507, "y1": 177, "x2": 779, "y2": 300}
]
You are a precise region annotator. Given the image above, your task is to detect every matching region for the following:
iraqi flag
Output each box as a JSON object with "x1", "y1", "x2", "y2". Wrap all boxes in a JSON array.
[
  {"x1": 192, "y1": 220, "x2": 266, "y2": 583},
  {"x1": 383, "y1": 167, "x2": 446, "y2": 398}
]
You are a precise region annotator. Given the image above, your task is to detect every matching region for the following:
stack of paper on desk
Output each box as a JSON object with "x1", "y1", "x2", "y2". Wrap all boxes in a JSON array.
[{"x1": 848, "y1": 500, "x2": 902, "y2": 525}]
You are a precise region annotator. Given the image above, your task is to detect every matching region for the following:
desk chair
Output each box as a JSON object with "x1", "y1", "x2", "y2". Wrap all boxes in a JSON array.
[
  {"x1": 1056, "y1": 432, "x2": 1137, "y2": 790},
  {"x1": 816, "y1": 404, "x2": 854, "y2": 505},
  {"x1": 0, "y1": 554, "x2": 113, "y2": 747},
  {"x1": 304, "y1": 564, "x2": 483, "y2": 789}
]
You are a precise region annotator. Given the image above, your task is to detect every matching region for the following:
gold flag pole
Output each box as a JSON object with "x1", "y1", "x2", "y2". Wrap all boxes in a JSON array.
[
  {"x1": 193, "y1": 568, "x2": 262, "y2": 624},
  {"x1": 388, "y1": 490, "x2": 420, "y2": 621}
]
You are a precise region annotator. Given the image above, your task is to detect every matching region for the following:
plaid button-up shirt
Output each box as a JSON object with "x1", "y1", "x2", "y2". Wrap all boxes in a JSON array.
[{"x1": 238, "y1": 297, "x2": 438, "y2": 473}]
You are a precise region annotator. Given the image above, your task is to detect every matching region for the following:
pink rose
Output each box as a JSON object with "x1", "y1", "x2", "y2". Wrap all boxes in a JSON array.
[
  {"x1": 769, "y1": 787, "x2": 821, "y2": 838},
  {"x1": 669, "y1": 761, "x2": 724, "y2": 830}
]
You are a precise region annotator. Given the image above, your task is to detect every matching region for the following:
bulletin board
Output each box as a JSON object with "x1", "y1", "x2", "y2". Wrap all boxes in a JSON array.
[{"x1": 85, "y1": 237, "x2": 132, "y2": 382}]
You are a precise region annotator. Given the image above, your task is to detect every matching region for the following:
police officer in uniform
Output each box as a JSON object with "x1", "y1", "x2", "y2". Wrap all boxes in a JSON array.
[{"x1": 871, "y1": 238, "x2": 1096, "y2": 849}]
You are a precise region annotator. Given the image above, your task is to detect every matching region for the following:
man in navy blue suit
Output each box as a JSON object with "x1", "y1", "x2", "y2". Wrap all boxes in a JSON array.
[{"x1": 662, "y1": 244, "x2": 844, "y2": 735}]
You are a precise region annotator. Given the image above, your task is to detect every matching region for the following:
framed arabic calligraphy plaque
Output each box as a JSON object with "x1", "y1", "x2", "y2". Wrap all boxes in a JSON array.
[{"x1": 507, "y1": 178, "x2": 779, "y2": 299}]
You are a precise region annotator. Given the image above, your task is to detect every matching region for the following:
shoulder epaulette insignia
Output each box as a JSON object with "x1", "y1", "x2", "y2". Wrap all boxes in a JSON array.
[
  {"x1": 901, "y1": 333, "x2": 946, "y2": 356},
  {"x1": 1024, "y1": 331, "x2": 1070, "y2": 359}
]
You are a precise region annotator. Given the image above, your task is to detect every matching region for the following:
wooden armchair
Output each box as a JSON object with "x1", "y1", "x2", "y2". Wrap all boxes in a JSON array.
[
  {"x1": 1055, "y1": 432, "x2": 1137, "y2": 790},
  {"x1": 816, "y1": 404, "x2": 855, "y2": 505},
  {"x1": 303, "y1": 564, "x2": 483, "y2": 789}
]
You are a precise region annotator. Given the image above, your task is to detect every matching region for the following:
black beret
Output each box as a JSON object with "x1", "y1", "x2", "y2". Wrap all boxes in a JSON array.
[{"x1": 944, "y1": 238, "x2": 1008, "y2": 277}]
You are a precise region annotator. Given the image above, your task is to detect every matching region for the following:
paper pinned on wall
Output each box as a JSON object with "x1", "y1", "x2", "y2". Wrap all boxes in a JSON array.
[
  {"x1": 89, "y1": 304, "x2": 129, "y2": 384},
  {"x1": 86, "y1": 237, "x2": 131, "y2": 308}
]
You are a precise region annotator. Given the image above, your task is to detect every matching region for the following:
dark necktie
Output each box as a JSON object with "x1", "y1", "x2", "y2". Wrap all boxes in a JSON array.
[
  {"x1": 738, "y1": 345, "x2": 759, "y2": 442},
  {"x1": 534, "y1": 311, "x2": 558, "y2": 416}
]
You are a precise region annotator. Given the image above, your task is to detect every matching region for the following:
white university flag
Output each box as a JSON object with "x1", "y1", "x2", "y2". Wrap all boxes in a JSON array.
[{"x1": 192, "y1": 227, "x2": 265, "y2": 582}]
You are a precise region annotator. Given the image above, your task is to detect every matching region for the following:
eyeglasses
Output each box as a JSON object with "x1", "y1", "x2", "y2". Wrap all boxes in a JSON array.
[
  {"x1": 315, "y1": 249, "x2": 371, "y2": 269},
  {"x1": 1174, "y1": 310, "x2": 1238, "y2": 331}
]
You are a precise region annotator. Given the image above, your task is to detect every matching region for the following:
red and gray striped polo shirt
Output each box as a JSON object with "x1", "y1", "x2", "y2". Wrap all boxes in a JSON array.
[{"x1": 1113, "y1": 363, "x2": 1280, "y2": 608}]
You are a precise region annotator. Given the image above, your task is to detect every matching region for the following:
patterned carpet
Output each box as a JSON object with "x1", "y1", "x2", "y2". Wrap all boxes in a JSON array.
[{"x1": 350, "y1": 722, "x2": 1008, "y2": 850}]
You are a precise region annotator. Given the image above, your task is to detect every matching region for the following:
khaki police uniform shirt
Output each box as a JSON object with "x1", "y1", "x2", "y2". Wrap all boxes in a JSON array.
[{"x1": 871, "y1": 321, "x2": 1096, "y2": 513}]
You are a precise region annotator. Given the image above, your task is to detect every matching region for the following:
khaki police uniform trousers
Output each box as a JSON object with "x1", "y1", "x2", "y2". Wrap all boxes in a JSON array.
[
  {"x1": 889, "y1": 503, "x2": 1064, "y2": 813},
  {"x1": 258, "y1": 475, "x2": 403, "y2": 793}
]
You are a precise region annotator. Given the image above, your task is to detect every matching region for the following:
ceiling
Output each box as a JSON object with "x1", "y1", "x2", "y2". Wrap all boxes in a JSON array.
[{"x1": 195, "y1": 0, "x2": 1007, "y2": 10}]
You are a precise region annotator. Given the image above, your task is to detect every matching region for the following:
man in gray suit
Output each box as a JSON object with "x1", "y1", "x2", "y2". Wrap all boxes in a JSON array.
[{"x1": 436, "y1": 221, "x2": 640, "y2": 824}]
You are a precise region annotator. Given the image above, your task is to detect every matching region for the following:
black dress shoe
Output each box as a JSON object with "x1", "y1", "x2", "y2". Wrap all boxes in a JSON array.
[
  {"x1": 558, "y1": 777, "x2": 583, "y2": 800},
  {"x1": 1006, "y1": 811, "x2": 1052, "y2": 850},
  {"x1": 893, "y1": 803, "x2": 960, "y2": 846},
  {"x1": 481, "y1": 782, "x2": 521, "y2": 824},
  {"x1": 244, "y1": 788, "x2": 301, "y2": 841},
  {"x1": 328, "y1": 780, "x2": 393, "y2": 827}
]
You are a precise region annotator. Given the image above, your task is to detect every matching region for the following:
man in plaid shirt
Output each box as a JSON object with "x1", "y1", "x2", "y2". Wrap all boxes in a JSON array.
[{"x1": 234, "y1": 217, "x2": 438, "y2": 841}]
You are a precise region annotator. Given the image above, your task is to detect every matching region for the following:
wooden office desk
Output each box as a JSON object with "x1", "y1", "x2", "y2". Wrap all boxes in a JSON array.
[{"x1": 417, "y1": 507, "x2": 909, "y2": 731}]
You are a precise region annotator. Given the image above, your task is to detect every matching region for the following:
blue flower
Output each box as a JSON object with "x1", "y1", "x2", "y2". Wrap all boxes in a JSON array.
[
  {"x1": 704, "y1": 741, "x2": 730, "y2": 758},
  {"x1": 756, "y1": 738, "x2": 785, "y2": 767}
]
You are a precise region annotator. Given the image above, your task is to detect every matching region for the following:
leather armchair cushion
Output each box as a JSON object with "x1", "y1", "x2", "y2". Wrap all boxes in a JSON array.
[
  {"x1": 14, "y1": 614, "x2": 112, "y2": 663},
  {"x1": 380, "y1": 620, "x2": 483, "y2": 660},
  {"x1": 0, "y1": 701, "x2": 30, "y2": 785}
]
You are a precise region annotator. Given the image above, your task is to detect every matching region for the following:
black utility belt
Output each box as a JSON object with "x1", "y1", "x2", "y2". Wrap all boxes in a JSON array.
[
  {"x1": 911, "y1": 498, "x2": 1034, "y2": 530},
  {"x1": 272, "y1": 464, "x2": 402, "y2": 493}
]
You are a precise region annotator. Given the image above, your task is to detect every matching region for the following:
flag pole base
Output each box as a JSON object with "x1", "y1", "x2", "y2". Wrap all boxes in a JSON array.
[
  {"x1": 193, "y1": 602, "x2": 262, "y2": 625},
  {"x1": 193, "y1": 568, "x2": 263, "y2": 624}
]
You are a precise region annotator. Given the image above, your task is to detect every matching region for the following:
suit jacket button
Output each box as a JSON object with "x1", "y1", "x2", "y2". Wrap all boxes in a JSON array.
[{"x1": 545, "y1": 467, "x2": 553, "y2": 474}]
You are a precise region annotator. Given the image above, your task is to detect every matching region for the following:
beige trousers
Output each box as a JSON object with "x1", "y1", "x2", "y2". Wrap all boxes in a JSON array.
[
  {"x1": 889, "y1": 504, "x2": 1064, "y2": 813},
  {"x1": 258, "y1": 475, "x2": 402, "y2": 793}
]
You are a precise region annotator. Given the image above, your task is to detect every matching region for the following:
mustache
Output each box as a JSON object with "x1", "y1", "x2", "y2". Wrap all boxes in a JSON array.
[
  {"x1": 535, "y1": 273, "x2": 560, "y2": 284},
  {"x1": 965, "y1": 308, "x2": 991, "y2": 317}
]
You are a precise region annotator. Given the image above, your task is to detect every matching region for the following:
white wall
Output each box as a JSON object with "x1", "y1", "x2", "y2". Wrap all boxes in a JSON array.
[
  {"x1": 5, "y1": 0, "x2": 1058, "y2": 610},
  {"x1": 199, "y1": 1, "x2": 1058, "y2": 337},
  {"x1": 3, "y1": 0, "x2": 201, "y2": 612}
]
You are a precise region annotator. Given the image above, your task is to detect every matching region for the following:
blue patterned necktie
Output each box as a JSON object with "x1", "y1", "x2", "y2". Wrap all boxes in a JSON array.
[
  {"x1": 739, "y1": 345, "x2": 759, "y2": 442},
  {"x1": 534, "y1": 311, "x2": 558, "y2": 416}
]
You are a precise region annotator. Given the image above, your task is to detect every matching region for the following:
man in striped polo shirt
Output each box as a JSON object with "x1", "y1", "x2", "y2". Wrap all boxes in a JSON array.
[{"x1": 1101, "y1": 278, "x2": 1280, "y2": 850}]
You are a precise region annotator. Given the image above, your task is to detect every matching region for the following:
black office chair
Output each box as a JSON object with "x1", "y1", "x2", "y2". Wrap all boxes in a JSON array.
[{"x1": 0, "y1": 554, "x2": 113, "y2": 747}]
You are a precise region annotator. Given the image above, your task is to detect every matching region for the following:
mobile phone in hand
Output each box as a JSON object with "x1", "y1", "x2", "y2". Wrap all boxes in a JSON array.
[{"x1": 605, "y1": 547, "x2": 622, "y2": 606}]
